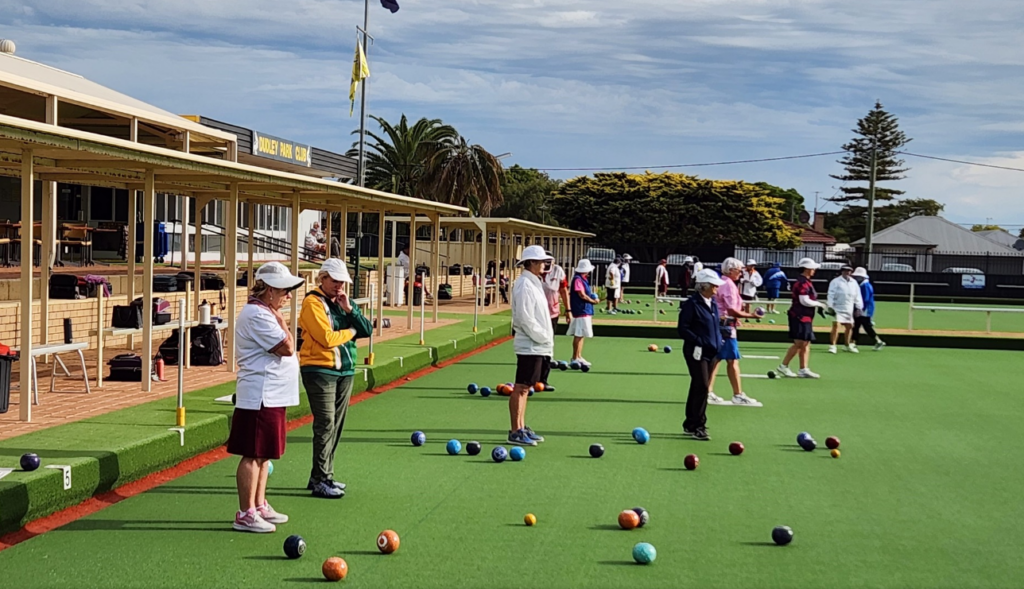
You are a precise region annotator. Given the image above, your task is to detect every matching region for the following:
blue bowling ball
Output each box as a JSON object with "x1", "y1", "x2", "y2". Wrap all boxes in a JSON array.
[
  {"x1": 509, "y1": 446, "x2": 526, "y2": 461},
  {"x1": 446, "y1": 439, "x2": 462, "y2": 455},
  {"x1": 411, "y1": 431, "x2": 426, "y2": 446},
  {"x1": 491, "y1": 446, "x2": 508, "y2": 463},
  {"x1": 632, "y1": 427, "x2": 650, "y2": 444}
]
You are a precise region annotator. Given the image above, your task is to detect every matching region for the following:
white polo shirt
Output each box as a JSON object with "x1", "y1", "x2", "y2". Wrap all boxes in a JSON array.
[{"x1": 234, "y1": 302, "x2": 300, "y2": 410}]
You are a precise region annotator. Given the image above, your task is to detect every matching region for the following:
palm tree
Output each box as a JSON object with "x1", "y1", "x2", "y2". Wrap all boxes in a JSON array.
[
  {"x1": 349, "y1": 115, "x2": 455, "y2": 196},
  {"x1": 421, "y1": 134, "x2": 504, "y2": 215}
]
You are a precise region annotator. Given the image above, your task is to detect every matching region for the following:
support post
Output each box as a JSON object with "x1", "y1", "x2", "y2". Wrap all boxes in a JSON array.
[
  {"x1": 493, "y1": 225, "x2": 501, "y2": 310},
  {"x1": 96, "y1": 292, "x2": 105, "y2": 387},
  {"x1": 865, "y1": 142, "x2": 878, "y2": 257},
  {"x1": 376, "y1": 209, "x2": 386, "y2": 339},
  {"x1": 193, "y1": 198, "x2": 205, "y2": 323},
  {"x1": 432, "y1": 214, "x2": 440, "y2": 322},
  {"x1": 290, "y1": 194, "x2": 301, "y2": 340},
  {"x1": 141, "y1": 170, "x2": 156, "y2": 392},
  {"x1": 40, "y1": 181, "x2": 54, "y2": 353},
  {"x1": 226, "y1": 184, "x2": 239, "y2": 371},
  {"x1": 180, "y1": 196, "x2": 189, "y2": 270},
  {"x1": 19, "y1": 149, "x2": 34, "y2": 422},
  {"x1": 407, "y1": 212, "x2": 417, "y2": 330},
  {"x1": 127, "y1": 187, "x2": 137, "y2": 349},
  {"x1": 339, "y1": 205, "x2": 348, "y2": 262},
  {"x1": 478, "y1": 221, "x2": 487, "y2": 328},
  {"x1": 247, "y1": 206, "x2": 255, "y2": 287}
]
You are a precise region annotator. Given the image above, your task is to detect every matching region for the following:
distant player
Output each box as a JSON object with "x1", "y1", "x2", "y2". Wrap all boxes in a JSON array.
[
  {"x1": 605, "y1": 257, "x2": 622, "y2": 314},
  {"x1": 708, "y1": 258, "x2": 762, "y2": 406},
  {"x1": 762, "y1": 262, "x2": 788, "y2": 314},
  {"x1": 678, "y1": 269, "x2": 725, "y2": 441},
  {"x1": 508, "y1": 245, "x2": 554, "y2": 447},
  {"x1": 852, "y1": 267, "x2": 886, "y2": 350},
  {"x1": 568, "y1": 259, "x2": 600, "y2": 367},
  {"x1": 739, "y1": 259, "x2": 762, "y2": 315},
  {"x1": 655, "y1": 259, "x2": 670, "y2": 297},
  {"x1": 777, "y1": 257, "x2": 829, "y2": 378},
  {"x1": 827, "y1": 265, "x2": 864, "y2": 354}
]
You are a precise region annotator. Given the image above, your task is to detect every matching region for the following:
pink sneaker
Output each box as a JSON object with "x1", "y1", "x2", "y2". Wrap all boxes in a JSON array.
[
  {"x1": 233, "y1": 508, "x2": 276, "y2": 533},
  {"x1": 257, "y1": 502, "x2": 289, "y2": 525}
]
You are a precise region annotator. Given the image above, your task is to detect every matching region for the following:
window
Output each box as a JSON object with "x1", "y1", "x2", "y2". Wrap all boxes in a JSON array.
[
  {"x1": 114, "y1": 189, "x2": 129, "y2": 222},
  {"x1": 90, "y1": 187, "x2": 114, "y2": 221}
]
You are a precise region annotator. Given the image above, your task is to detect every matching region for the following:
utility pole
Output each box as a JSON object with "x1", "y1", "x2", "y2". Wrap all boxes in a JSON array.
[
  {"x1": 353, "y1": 0, "x2": 372, "y2": 296},
  {"x1": 814, "y1": 191, "x2": 819, "y2": 215},
  {"x1": 865, "y1": 141, "x2": 878, "y2": 256}
]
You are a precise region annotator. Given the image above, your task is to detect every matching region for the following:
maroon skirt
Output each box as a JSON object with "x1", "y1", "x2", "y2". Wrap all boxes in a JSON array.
[{"x1": 227, "y1": 405, "x2": 287, "y2": 459}]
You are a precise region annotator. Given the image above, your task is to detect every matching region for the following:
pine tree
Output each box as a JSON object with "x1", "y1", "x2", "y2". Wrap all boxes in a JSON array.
[{"x1": 829, "y1": 101, "x2": 911, "y2": 205}]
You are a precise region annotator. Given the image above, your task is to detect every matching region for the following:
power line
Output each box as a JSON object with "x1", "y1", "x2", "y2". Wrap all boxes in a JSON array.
[
  {"x1": 536, "y1": 151, "x2": 844, "y2": 172},
  {"x1": 897, "y1": 152, "x2": 1024, "y2": 173}
]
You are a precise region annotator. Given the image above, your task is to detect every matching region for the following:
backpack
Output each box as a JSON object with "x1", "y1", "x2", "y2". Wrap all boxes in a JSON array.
[{"x1": 190, "y1": 324, "x2": 224, "y2": 366}]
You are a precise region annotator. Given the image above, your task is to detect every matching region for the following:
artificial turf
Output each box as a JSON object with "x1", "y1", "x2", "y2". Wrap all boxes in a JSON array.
[
  {"x1": 1, "y1": 337, "x2": 1023, "y2": 588},
  {"x1": 599, "y1": 293, "x2": 1024, "y2": 334}
]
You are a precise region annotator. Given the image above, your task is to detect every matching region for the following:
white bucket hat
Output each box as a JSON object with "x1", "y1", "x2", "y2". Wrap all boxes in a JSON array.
[
  {"x1": 798, "y1": 257, "x2": 821, "y2": 270},
  {"x1": 255, "y1": 261, "x2": 305, "y2": 291},
  {"x1": 516, "y1": 244, "x2": 553, "y2": 266},
  {"x1": 746, "y1": 259, "x2": 757, "y2": 266},
  {"x1": 320, "y1": 258, "x2": 352, "y2": 283},
  {"x1": 574, "y1": 259, "x2": 594, "y2": 274},
  {"x1": 694, "y1": 268, "x2": 725, "y2": 286},
  {"x1": 852, "y1": 267, "x2": 868, "y2": 278}
]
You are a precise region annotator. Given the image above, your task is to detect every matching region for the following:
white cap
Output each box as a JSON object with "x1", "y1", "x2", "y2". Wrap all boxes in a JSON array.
[
  {"x1": 574, "y1": 259, "x2": 594, "y2": 274},
  {"x1": 852, "y1": 267, "x2": 868, "y2": 278},
  {"x1": 746, "y1": 259, "x2": 757, "y2": 266},
  {"x1": 694, "y1": 269, "x2": 725, "y2": 286},
  {"x1": 622, "y1": 254, "x2": 633, "y2": 261},
  {"x1": 255, "y1": 261, "x2": 305, "y2": 291},
  {"x1": 320, "y1": 258, "x2": 352, "y2": 283},
  {"x1": 684, "y1": 256, "x2": 694, "y2": 263},
  {"x1": 517, "y1": 244, "x2": 553, "y2": 266},
  {"x1": 798, "y1": 257, "x2": 820, "y2": 270}
]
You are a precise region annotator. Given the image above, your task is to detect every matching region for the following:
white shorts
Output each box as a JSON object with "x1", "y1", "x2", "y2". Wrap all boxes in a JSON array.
[
  {"x1": 833, "y1": 313, "x2": 854, "y2": 325},
  {"x1": 567, "y1": 316, "x2": 594, "y2": 338}
]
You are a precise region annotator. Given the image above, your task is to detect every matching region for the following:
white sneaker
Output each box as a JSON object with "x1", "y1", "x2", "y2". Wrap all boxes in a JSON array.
[
  {"x1": 233, "y1": 509, "x2": 276, "y2": 533},
  {"x1": 577, "y1": 357, "x2": 592, "y2": 367},
  {"x1": 708, "y1": 392, "x2": 729, "y2": 405},
  {"x1": 771, "y1": 310, "x2": 781, "y2": 315},
  {"x1": 776, "y1": 364, "x2": 797, "y2": 378},
  {"x1": 874, "y1": 341, "x2": 886, "y2": 351},
  {"x1": 257, "y1": 502, "x2": 288, "y2": 524},
  {"x1": 731, "y1": 393, "x2": 762, "y2": 407},
  {"x1": 846, "y1": 344, "x2": 859, "y2": 353},
  {"x1": 828, "y1": 345, "x2": 837, "y2": 354},
  {"x1": 797, "y1": 368, "x2": 820, "y2": 379}
]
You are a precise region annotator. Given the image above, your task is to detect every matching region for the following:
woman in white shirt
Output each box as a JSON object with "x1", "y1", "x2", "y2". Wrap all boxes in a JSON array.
[{"x1": 228, "y1": 262, "x2": 304, "y2": 534}]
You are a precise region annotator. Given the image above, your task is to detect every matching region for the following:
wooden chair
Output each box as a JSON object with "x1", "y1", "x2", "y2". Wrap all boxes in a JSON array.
[
  {"x1": 0, "y1": 224, "x2": 12, "y2": 267},
  {"x1": 59, "y1": 226, "x2": 94, "y2": 266}
]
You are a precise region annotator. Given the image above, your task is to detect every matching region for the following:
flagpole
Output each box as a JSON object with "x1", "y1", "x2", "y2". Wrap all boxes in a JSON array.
[{"x1": 354, "y1": 0, "x2": 370, "y2": 296}]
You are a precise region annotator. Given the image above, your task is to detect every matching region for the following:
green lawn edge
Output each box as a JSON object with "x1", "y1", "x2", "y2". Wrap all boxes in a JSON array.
[{"x1": 0, "y1": 316, "x2": 511, "y2": 534}]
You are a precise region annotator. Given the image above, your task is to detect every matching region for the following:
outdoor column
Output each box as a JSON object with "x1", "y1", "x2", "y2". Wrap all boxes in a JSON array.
[
  {"x1": 19, "y1": 150, "x2": 34, "y2": 422},
  {"x1": 39, "y1": 181, "x2": 54, "y2": 352},
  {"x1": 247, "y1": 206, "x2": 254, "y2": 287},
  {"x1": 127, "y1": 188, "x2": 137, "y2": 349},
  {"x1": 180, "y1": 196, "x2": 189, "y2": 269},
  {"x1": 376, "y1": 209, "x2": 385, "y2": 337},
  {"x1": 141, "y1": 170, "x2": 156, "y2": 393},
  {"x1": 290, "y1": 194, "x2": 300, "y2": 340},
  {"x1": 407, "y1": 212, "x2": 417, "y2": 330},
  {"x1": 323, "y1": 210, "x2": 331, "y2": 261},
  {"x1": 432, "y1": 214, "x2": 440, "y2": 322},
  {"x1": 339, "y1": 205, "x2": 348, "y2": 264},
  {"x1": 479, "y1": 222, "x2": 487, "y2": 315},
  {"x1": 226, "y1": 184, "x2": 239, "y2": 371},
  {"x1": 493, "y1": 226, "x2": 501, "y2": 310},
  {"x1": 193, "y1": 198, "x2": 205, "y2": 323}
]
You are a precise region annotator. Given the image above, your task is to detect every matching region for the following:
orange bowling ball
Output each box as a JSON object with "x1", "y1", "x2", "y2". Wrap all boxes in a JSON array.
[
  {"x1": 534, "y1": 382, "x2": 545, "y2": 392},
  {"x1": 377, "y1": 529, "x2": 400, "y2": 554},
  {"x1": 322, "y1": 557, "x2": 348, "y2": 581},
  {"x1": 618, "y1": 510, "x2": 640, "y2": 530}
]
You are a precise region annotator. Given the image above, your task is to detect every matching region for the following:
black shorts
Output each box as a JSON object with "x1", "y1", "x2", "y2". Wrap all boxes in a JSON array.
[
  {"x1": 787, "y1": 315, "x2": 815, "y2": 342},
  {"x1": 515, "y1": 355, "x2": 547, "y2": 387},
  {"x1": 740, "y1": 294, "x2": 756, "y2": 302}
]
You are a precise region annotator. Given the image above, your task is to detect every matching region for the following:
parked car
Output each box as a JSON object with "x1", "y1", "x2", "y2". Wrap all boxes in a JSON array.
[
  {"x1": 666, "y1": 254, "x2": 692, "y2": 266},
  {"x1": 941, "y1": 267, "x2": 984, "y2": 275},
  {"x1": 584, "y1": 247, "x2": 616, "y2": 264},
  {"x1": 881, "y1": 263, "x2": 915, "y2": 272},
  {"x1": 818, "y1": 262, "x2": 846, "y2": 270}
]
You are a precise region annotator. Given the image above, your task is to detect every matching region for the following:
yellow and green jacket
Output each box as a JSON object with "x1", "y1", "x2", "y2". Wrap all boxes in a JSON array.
[{"x1": 299, "y1": 288, "x2": 374, "y2": 377}]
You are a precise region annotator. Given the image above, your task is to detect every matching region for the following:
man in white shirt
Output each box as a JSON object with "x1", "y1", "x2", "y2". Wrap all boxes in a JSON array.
[
  {"x1": 305, "y1": 223, "x2": 325, "y2": 255},
  {"x1": 605, "y1": 257, "x2": 622, "y2": 314},
  {"x1": 396, "y1": 245, "x2": 410, "y2": 271},
  {"x1": 827, "y1": 265, "x2": 864, "y2": 353},
  {"x1": 618, "y1": 254, "x2": 632, "y2": 304},
  {"x1": 740, "y1": 259, "x2": 763, "y2": 315},
  {"x1": 509, "y1": 245, "x2": 554, "y2": 447}
]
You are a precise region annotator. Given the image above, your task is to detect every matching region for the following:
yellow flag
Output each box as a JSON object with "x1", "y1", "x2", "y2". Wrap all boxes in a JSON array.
[{"x1": 350, "y1": 42, "x2": 370, "y2": 116}]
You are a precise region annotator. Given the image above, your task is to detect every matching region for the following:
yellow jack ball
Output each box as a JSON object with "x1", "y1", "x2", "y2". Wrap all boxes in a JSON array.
[
  {"x1": 831, "y1": 449, "x2": 841, "y2": 458},
  {"x1": 524, "y1": 513, "x2": 537, "y2": 526}
]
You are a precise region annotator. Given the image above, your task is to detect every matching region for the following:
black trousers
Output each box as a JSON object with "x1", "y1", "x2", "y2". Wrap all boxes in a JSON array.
[
  {"x1": 853, "y1": 316, "x2": 877, "y2": 343},
  {"x1": 683, "y1": 344, "x2": 713, "y2": 431}
]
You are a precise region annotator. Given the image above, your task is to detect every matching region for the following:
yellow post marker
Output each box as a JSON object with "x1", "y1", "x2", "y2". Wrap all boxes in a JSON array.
[{"x1": 176, "y1": 407, "x2": 186, "y2": 427}]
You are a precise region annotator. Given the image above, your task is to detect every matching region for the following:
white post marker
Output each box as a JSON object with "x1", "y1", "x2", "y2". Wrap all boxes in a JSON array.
[
  {"x1": 473, "y1": 283, "x2": 480, "y2": 333},
  {"x1": 46, "y1": 465, "x2": 72, "y2": 490},
  {"x1": 169, "y1": 427, "x2": 185, "y2": 446},
  {"x1": 367, "y1": 283, "x2": 376, "y2": 365},
  {"x1": 176, "y1": 299, "x2": 186, "y2": 427},
  {"x1": 419, "y1": 282, "x2": 426, "y2": 345},
  {"x1": 908, "y1": 283, "x2": 915, "y2": 331},
  {"x1": 0, "y1": 468, "x2": 13, "y2": 482}
]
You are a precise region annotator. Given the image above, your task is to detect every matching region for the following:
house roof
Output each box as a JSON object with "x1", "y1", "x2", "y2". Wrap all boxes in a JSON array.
[
  {"x1": 852, "y1": 216, "x2": 1022, "y2": 254},
  {"x1": 783, "y1": 221, "x2": 836, "y2": 245},
  {"x1": 976, "y1": 229, "x2": 1024, "y2": 250}
]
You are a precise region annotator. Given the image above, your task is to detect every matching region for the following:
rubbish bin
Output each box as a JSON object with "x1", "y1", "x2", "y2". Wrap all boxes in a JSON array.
[
  {"x1": 413, "y1": 283, "x2": 423, "y2": 307},
  {"x1": 0, "y1": 351, "x2": 14, "y2": 414}
]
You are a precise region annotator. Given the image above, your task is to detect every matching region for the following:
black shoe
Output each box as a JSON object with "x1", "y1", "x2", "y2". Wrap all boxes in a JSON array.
[
  {"x1": 692, "y1": 428, "x2": 711, "y2": 441},
  {"x1": 542, "y1": 383, "x2": 555, "y2": 392},
  {"x1": 682, "y1": 426, "x2": 696, "y2": 438}
]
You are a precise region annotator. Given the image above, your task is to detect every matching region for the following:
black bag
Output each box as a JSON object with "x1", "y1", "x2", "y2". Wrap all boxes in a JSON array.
[
  {"x1": 107, "y1": 354, "x2": 144, "y2": 381},
  {"x1": 190, "y1": 324, "x2": 224, "y2": 366},
  {"x1": 449, "y1": 264, "x2": 461, "y2": 276},
  {"x1": 415, "y1": 264, "x2": 430, "y2": 277},
  {"x1": 437, "y1": 284, "x2": 453, "y2": 300},
  {"x1": 461, "y1": 265, "x2": 474, "y2": 276},
  {"x1": 153, "y1": 275, "x2": 178, "y2": 292},
  {"x1": 131, "y1": 297, "x2": 172, "y2": 326},
  {"x1": 112, "y1": 305, "x2": 143, "y2": 329},
  {"x1": 49, "y1": 275, "x2": 83, "y2": 300},
  {"x1": 175, "y1": 272, "x2": 194, "y2": 292},
  {"x1": 158, "y1": 330, "x2": 182, "y2": 365},
  {"x1": 202, "y1": 273, "x2": 226, "y2": 290}
]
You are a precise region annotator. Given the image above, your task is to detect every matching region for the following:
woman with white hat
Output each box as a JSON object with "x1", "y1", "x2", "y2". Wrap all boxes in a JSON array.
[
  {"x1": 852, "y1": 267, "x2": 885, "y2": 350},
  {"x1": 229, "y1": 261, "x2": 305, "y2": 533},
  {"x1": 740, "y1": 259, "x2": 762, "y2": 315},
  {"x1": 568, "y1": 259, "x2": 601, "y2": 367},
  {"x1": 826, "y1": 265, "x2": 864, "y2": 354},
  {"x1": 677, "y1": 268, "x2": 726, "y2": 441},
  {"x1": 777, "y1": 257, "x2": 830, "y2": 379},
  {"x1": 508, "y1": 245, "x2": 555, "y2": 447},
  {"x1": 299, "y1": 258, "x2": 374, "y2": 499}
]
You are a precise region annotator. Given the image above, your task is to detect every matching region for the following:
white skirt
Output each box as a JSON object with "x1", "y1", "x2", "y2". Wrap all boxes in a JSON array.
[
  {"x1": 833, "y1": 312, "x2": 854, "y2": 325},
  {"x1": 567, "y1": 316, "x2": 594, "y2": 338}
]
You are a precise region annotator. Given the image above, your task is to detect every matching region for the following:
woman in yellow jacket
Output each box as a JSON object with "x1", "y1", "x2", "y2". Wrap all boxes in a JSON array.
[{"x1": 299, "y1": 258, "x2": 373, "y2": 498}]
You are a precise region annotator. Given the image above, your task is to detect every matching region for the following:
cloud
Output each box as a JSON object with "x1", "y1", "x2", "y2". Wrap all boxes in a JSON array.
[{"x1": 1, "y1": 0, "x2": 1023, "y2": 224}]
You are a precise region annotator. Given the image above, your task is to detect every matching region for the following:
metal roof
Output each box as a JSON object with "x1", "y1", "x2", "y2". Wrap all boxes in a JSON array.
[
  {"x1": 384, "y1": 215, "x2": 594, "y2": 238},
  {"x1": 852, "y1": 216, "x2": 1023, "y2": 254},
  {"x1": 976, "y1": 229, "x2": 1024, "y2": 250}
]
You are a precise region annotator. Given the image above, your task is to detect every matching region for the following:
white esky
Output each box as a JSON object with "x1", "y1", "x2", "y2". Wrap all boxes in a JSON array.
[{"x1": 3, "y1": 0, "x2": 1023, "y2": 229}]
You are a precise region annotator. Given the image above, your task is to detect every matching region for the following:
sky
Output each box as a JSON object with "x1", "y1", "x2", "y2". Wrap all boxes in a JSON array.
[{"x1": 2, "y1": 0, "x2": 1023, "y2": 230}]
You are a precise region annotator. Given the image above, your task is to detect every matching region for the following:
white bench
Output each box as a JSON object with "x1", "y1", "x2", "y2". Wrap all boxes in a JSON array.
[{"x1": 12, "y1": 342, "x2": 91, "y2": 406}]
